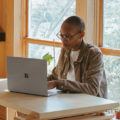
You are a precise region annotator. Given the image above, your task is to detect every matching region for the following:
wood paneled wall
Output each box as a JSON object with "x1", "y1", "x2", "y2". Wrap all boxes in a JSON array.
[
  {"x1": 0, "y1": 0, "x2": 6, "y2": 78},
  {"x1": 0, "y1": 0, "x2": 24, "y2": 78},
  {"x1": 0, "y1": 0, "x2": 7, "y2": 119},
  {"x1": 0, "y1": 0, "x2": 25, "y2": 119},
  {"x1": 0, "y1": 0, "x2": 1, "y2": 25}
]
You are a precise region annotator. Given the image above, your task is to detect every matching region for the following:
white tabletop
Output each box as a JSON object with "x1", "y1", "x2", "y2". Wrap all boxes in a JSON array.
[{"x1": 0, "y1": 79, "x2": 118, "y2": 119}]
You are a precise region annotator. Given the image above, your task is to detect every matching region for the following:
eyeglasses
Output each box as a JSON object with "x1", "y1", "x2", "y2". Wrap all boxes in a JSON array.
[{"x1": 56, "y1": 32, "x2": 81, "y2": 40}]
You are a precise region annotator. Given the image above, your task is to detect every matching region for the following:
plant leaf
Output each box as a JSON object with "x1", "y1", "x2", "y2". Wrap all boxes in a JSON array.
[{"x1": 42, "y1": 53, "x2": 53, "y2": 65}]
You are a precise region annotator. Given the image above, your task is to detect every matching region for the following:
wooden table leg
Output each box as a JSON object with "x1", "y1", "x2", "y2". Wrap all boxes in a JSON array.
[{"x1": 0, "y1": 105, "x2": 6, "y2": 120}]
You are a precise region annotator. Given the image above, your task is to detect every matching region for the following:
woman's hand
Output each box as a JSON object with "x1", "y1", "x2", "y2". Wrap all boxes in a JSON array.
[{"x1": 48, "y1": 80, "x2": 58, "y2": 90}]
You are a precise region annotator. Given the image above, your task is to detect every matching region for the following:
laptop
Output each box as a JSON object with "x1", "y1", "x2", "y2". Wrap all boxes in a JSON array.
[{"x1": 7, "y1": 56, "x2": 59, "y2": 96}]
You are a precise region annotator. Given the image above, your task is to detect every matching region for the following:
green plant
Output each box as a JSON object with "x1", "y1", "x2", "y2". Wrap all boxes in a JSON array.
[{"x1": 42, "y1": 53, "x2": 53, "y2": 65}]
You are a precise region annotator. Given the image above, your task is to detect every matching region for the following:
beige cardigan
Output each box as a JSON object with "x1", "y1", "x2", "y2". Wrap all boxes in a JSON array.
[{"x1": 48, "y1": 40, "x2": 107, "y2": 98}]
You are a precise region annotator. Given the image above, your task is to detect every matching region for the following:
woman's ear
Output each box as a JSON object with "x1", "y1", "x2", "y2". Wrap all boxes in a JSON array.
[{"x1": 80, "y1": 32, "x2": 85, "y2": 38}]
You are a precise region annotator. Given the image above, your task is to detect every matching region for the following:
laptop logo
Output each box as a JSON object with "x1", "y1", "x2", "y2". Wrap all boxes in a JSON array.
[{"x1": 24, "y1": 73, "x2": 29, "y2": 78}]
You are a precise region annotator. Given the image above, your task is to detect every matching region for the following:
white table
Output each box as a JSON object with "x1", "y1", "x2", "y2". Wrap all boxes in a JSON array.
[{"x1": 0, "y1": 79, "x2": 119, "y2": 120}]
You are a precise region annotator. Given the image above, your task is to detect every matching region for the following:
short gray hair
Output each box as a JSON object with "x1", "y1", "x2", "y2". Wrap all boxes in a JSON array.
[{"x1": 64, "y1": 16, "x2": 85, "y2": 32}]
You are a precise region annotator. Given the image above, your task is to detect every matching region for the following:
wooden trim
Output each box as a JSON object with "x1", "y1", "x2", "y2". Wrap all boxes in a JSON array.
[
  {"x1": 94, "y1": 0, "x2": 99, "y2": 46},
  {"x1": 24, "y1": 38, "x2": 120, "y2": 57},
  {"x1": 24, "y1": 0, "x2": 120, "y2": 58},
  {"x1": 24, "y1": 39, "x2": 28, "y2": 57},
  {"x1": 25, "y1": 0, "x2": 28, "y2": 37},
  {"x1": 76, "y1": 0, "x2": 87, "y2": 22},
  {"x1": 0, "y1": 42, "x2": 6, "y2": 78},
  {"x1": 76, "y1": 0, "x2": 87, "y2": 40},
  {"x1": 23, "y1": 38, "x2": 62, "y2": 57},
  {"x1": 85, "y1": 0, "x2": 103, "y2": 46},
  {"x1": 98, "y1": 0, "x2": 103, "y2": 47},
  {"x1": 100, "y1": 47, "x2": 120, "y2": 56},
  {"x1": 23, "y1": 38, "x2": 62, "y2": 47},
  {"x1": 21, "y1": 0, "x2": 28, "y2": 57},
  {"x1": 23, "y1": 39, "x2": 120, "y2": 58},
  {"x1": 86, "y1": 0, "x2": 95, "y2": 44},
  {"x1": 0, "y1": 0, "x2": 2, "y2": 26}
]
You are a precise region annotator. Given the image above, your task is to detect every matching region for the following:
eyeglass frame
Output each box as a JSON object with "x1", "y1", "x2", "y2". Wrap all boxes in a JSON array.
[{"x1": 56, "y1": 31, "x2": 81, "y2": 40}]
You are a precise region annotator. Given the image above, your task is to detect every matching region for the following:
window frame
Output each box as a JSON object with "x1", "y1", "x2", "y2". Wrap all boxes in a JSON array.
[
  {"x1": 98, "y1": 0, "x2": 120, "y2": 56},
  {"x1": 23, "y1": 0, "x2": 88, "y2": 57},
  {"x1": 24, "y1": 0, "x2": 120, "y2": 57}
]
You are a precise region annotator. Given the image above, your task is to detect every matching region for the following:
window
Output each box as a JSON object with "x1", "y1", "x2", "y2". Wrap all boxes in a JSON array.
[
  {"x1": 24, "y1": 0, "x2": 120, "y2": 101},
  {"x1": 104, "y1": 55, "x2": 120, "y2": 101},
  {"x1": 102, "y1": 0, "x2": 120, "y2": 102},
  {"x1": 28, "y1": 0, "x2": 76, "y2": 42},
  {"x1": 26, "y1": 0, "x2": 76, "y2": 73},
  {"x1": 103, "y1": 0, "x2": 120, "y2": 49},
  {"x1": 28, "y1": 43, "x2": 61, "y2": 73}
]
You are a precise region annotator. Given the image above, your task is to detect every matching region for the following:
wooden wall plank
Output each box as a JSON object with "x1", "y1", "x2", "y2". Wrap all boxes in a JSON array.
[
  {"x1": 0, "y1": 43, "x2": 6, "y2": 78},
  {"x1": 0, "y1": 0, "x2": 6, "y2": 118},
  {"x1": 0, "y1": 0, "x2": 25, "y2": 118},
  {"x1": 0, "y1": 0, "x2": 6, "y2": 78},
  {"x1": 0, "y1": 0, "x2": 25, "y2": 78},
  {"x1": 0, "y1": 0, "x2": 1, "y2": 26}
]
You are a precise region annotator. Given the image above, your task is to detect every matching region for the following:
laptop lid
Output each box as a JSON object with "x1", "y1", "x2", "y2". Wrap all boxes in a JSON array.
[{"x1": 7, "y1": 56, "x2": 48, "y2": 96}]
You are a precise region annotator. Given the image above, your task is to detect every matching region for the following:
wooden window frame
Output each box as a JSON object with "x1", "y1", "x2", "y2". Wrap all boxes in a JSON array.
[
  {"x1": 23, "y1": 0, "x2": 87, "y2": 57},
  {"x1": 24, "y1": 0, "x2": 120, "y2": 57},
  {"x1": 98, "y1": 0, "x2": 120, "y2": 56}
]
